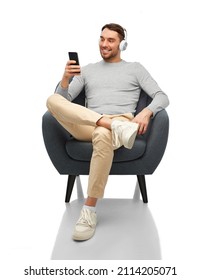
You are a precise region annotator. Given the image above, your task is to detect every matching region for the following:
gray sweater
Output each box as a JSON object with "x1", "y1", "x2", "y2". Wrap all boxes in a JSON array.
[{"x1": 56, "y1": 60, "x2": 169, "y2": 116}]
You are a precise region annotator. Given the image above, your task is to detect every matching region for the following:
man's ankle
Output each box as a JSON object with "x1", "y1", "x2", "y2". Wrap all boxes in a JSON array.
[
  {"x1": 85, "y1": 196, "x2": 98, "y2": 207},
  {"x1": 83, "y1": 205, "x2": 96, "y2": 212}
]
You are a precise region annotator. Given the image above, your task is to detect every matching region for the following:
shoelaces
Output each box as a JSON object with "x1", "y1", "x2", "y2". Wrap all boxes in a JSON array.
[{"x1": 77, "y1": 209, "x2": 95, "y2": 227}]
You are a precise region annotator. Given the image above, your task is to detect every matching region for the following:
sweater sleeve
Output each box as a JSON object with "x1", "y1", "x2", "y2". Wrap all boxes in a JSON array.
[
  {"x1": 135, "y1": 63, "x2": 169, "y2": 116},
  {"x1": 55, "y1": 83, "x2": 70, "y2": 99},
  {"x1": 55, "y1": 74, "x2": 85, "y2": 101}
]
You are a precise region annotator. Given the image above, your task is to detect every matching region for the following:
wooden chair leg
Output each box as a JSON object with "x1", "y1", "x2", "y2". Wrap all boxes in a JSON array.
[
  {"x1": 137, "y1": 175, "x2": 148, "y2": 203},
  {"x1": 65, "y1": 175, "x2": 76, "y2": 203}
]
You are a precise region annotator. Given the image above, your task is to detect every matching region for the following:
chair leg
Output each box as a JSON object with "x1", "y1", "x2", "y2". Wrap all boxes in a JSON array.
[
  {"x1": 65, "y1": 175, "x2": 76, "y2": 203},
  {"x1": 137, "y1": 175, "x2": 148, "y2": 203}
]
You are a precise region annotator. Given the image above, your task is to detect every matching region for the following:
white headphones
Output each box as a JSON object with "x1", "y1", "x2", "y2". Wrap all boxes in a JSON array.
[{"x1": 119, "y1": 28, "x2": 128, "y2": 51}]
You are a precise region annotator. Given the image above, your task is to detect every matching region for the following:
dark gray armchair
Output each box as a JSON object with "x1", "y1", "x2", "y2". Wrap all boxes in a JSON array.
[{"x1": 42, "y1": 86, "x2": 169, "y2": 203}]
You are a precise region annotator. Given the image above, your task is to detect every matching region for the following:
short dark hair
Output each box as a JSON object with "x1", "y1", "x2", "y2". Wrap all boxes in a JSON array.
[{"x1": 101, "y1": 23, "x2": 125, "y2": 41}]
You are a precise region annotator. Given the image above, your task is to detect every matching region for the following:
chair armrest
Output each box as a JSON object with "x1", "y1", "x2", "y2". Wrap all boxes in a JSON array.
[
  {"x1": 42, "y1": 111, "x2": 72, "y2": 173},
  {"x1": 142, "y1": 109, "x2": 169, "y2": 173}
]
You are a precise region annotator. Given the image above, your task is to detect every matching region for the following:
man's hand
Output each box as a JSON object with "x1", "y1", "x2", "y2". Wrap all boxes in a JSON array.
[
  {"x1": 132, "y1": 108, "x2": 153, "y2": 135},
  {"x1": 61, "y1": 60, "x2": 81, "y2": 88}
]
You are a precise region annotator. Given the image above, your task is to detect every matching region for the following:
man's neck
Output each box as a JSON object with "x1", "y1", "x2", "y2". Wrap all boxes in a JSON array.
[{"x1": 103, "y1": 58, "x2": 122, "y2": 63}]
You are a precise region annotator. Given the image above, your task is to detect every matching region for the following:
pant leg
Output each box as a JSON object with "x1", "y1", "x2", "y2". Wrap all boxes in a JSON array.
[
  {"x1": 87, "y1": 114, "x2": 134, "y2": 198},
  {"x1": 87, "y1": 126, "x2": 114, "y2": 198},
  {"x1": 46, "y1": 94, "x2": 102, "y2": 141},
  {"x1": 103, "y1": 112, "x2": 134, "y2": 121}
]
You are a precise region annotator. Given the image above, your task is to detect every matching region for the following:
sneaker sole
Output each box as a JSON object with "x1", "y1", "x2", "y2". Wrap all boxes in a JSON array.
[{"x1": 72, "y1": 229, "x2": 95, "y2": 241}]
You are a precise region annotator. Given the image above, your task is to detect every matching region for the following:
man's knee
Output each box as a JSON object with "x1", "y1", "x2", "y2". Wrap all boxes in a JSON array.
[
  {"x1": 46, "y1": 94, "x2": 58, "y2": 111},
  {"x1": 46, "y1": 93, "x2": 66, "y2": 112}
]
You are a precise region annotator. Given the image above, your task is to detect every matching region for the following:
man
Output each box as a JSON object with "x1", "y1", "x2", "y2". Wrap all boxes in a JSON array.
[{"x1": 47, "y1": 23, "x2": 169, "y2": 241}]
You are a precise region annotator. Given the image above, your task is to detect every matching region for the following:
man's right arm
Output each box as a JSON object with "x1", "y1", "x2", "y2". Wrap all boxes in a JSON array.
[
  {"x1": 55, "y1": 60, "x2": 82, "y2": 100},
  {"x1": 60, "y1": 59, "x2": 80, "y2": 87}
]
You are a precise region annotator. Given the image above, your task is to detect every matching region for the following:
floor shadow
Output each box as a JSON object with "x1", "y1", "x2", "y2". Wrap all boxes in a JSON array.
[{"x1": 51, "y1": 177, "x2": 161, "y2": 260}]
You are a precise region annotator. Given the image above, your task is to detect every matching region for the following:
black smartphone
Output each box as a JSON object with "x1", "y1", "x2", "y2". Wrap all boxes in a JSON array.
[{"x1": 68, "y1": 52, "x2": 79, "y2": 65}]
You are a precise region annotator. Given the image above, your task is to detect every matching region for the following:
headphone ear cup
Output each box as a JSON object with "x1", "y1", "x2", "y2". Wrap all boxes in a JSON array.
[{"x1": 119, "y1": 39, "x2": 128, "y2": 51}]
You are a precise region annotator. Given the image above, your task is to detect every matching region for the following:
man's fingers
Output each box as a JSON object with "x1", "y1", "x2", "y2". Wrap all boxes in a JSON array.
[{"x1": 137, "y1": 124, "x2": 147, "y2": 135}]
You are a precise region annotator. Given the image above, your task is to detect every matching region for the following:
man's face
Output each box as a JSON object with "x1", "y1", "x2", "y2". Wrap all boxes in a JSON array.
[{"x1": 99, "y1": 28, "x2": 121, "y2": 62}]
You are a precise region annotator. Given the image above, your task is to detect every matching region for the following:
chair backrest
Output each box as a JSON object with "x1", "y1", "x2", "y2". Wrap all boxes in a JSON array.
[
  {"x1": 135, "y1": 89, "x2": 152, "y2": 115},
  {"x1": 72, "y1": 88, "x2": 86, "y2": 106}
]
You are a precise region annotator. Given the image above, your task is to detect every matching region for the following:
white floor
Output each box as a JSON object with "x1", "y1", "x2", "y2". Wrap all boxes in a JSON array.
[
  {"x1": 1, "y1": 165, "x2": 200, "y2": 279},
  {"x1": 51, "y1": 178, "x2": 161, "y2": 260}
]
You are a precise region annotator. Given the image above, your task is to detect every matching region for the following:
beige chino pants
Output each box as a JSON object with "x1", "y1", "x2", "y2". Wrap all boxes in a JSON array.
[{"x1": 47, "y1": 94, "x2": 133, "y2": 198}]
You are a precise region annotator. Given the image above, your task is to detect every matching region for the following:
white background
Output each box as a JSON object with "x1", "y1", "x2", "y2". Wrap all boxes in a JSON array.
[{"x1": 0, "y1": 0, "x2": 199, "y2": 279}]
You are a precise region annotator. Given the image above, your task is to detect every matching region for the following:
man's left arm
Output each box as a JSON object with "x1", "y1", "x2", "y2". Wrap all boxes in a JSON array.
[{"x1": 132, "y1": 63, "x2": 169, "y2": 134}]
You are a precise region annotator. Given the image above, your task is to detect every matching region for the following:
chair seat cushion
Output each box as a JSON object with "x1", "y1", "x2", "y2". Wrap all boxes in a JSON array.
[{"x1": 65, "y1": 136, "x2": 146, "y2": 163}]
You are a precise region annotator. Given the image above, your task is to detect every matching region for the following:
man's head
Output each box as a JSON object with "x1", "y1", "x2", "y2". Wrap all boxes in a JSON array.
[{"x1": 99, "y1": 23, "x2": 127, "y2": 63}]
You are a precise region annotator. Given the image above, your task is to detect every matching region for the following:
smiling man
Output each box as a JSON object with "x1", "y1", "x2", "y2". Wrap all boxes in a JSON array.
[{"x1": 46, "y1": 23, "x2": 169, "y2": 241}]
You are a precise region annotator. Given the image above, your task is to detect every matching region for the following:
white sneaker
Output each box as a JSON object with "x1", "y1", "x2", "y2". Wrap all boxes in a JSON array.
[
  {"x1": 72, "y1": 208, "x2": 97, "y2": 241},
  {"x1": 111, "y1": 120, "x2": 139, "y2": 149}
]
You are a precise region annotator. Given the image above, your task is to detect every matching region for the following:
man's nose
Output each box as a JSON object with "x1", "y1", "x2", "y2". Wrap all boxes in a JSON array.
[{"x1": 102, "y1": 40, "x2": 108, "y2": 47}]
